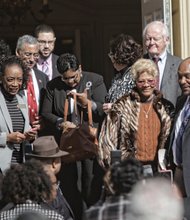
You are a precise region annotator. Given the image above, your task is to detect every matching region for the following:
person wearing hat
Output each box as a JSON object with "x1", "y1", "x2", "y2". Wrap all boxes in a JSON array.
[{"x1": 26, "y1": 136, "x2": 75, "y2": 220}]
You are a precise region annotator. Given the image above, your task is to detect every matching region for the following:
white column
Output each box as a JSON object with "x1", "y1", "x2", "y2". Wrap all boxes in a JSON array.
[{"x1": 179, "y1": 0, "x2": 190, "y2": 58}]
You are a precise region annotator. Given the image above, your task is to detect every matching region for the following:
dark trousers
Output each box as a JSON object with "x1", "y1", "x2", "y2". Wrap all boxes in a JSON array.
[
  {"x1": 58, "y1": 159, "x2": 94, "y2": 220},
  {"x1": 174, "y1": 166, "x2": 186, "y2": 197}
]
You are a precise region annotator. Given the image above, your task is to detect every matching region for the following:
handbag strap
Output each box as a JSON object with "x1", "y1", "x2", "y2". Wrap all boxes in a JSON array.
[
  {"x1": 87, "y1": 100, "x2": 93, "y2": 126},
  {"x1": 64, "y1": 98, "x2": 69, "y2": 122},
  {"x1": 63, "y1": 92, "x2": 94, "y2": 126},
  {"x1": 64, "y1": 93, "x2": 78, "y2": 122}
]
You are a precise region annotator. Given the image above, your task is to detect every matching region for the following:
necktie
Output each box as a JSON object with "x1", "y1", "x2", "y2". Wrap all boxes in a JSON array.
[
  {"x1": 42, "y1": 61, "x2": 49, "y2": 79},
  {"x1": 27, "y1": 73, "x2": 38, "y2": 125},
  {"x1": 175, "y1": 100, "x2": 190, "y2": 164},
  {"x1": 152, "y1": 57, "x2": 160, "y2": 89}
]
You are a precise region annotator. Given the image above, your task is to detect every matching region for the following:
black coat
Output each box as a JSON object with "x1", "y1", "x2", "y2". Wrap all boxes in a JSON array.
[{"x1": 41, "y1": 71, "x2": 107, "y2": 143}]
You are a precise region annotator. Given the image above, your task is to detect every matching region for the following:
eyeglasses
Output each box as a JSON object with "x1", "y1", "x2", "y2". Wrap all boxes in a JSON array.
[
  {"x1": 61, "y1": 72, "x2": 79, "y2": 82},
  {"x1": 136, "y1": 79, "x2": 156, "y2": 87},
  {"x1": 23, "y1": 52, "x2": 39, "y2": 59},
  {"x1": 38, "y1": 40, "x2": 55, "y2": 46}
]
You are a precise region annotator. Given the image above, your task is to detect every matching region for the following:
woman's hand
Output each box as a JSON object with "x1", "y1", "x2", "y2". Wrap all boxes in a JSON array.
[
  {"x1": 68, "y1": 89, "x2": 88, "y2": 108},
  {"x1": 7, "y1": 132, "x2": 26, "y2": 144},
  {"x1": 103, "y1": 103, "x2": 113, "y2": 113},
  {"x1": 24, "y1": 128, "x2": 38, "y2": 141},
  {"x1": 60, "y1": 121, "x2": 76, "y2": 133}
]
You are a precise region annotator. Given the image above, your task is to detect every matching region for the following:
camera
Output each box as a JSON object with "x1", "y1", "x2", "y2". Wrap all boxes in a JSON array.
[{"x1": 110, "y1": 150, "x2": 121, "y2": 165}]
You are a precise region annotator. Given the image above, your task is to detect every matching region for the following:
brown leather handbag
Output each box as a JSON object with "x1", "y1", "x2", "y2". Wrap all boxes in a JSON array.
[{"x1": 59, "y1": 94, "x2": 98, "y2": 163}]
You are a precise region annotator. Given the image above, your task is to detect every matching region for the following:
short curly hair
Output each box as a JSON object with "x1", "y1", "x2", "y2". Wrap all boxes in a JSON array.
[
  {"x1": 0, "y1": 55, "x2": 29, "y2": 89},
  {"x1": 1, "y1": 160, "x2": 53, "y2": 204},
  {"x1": 130, "y1": 58, "x2": 158, "y2": 80},
  {"x1": 57, "y1": 53, "x2": 80, "y2": 74},
  {"x1": 104, "y1": 158, "x2": 143, "y2": 195},
  {"x1": 109, "y1": 34, "x2": 143, "y2": 66}
]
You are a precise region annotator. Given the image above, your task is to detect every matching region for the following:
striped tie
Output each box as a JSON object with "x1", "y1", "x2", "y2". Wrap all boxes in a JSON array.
[
  {"x1": 42, "y1": 61, "x2": 49, "y2": 79},
  {"x1": 152, "y1": 57, "x2": 160, "y2": 89}
]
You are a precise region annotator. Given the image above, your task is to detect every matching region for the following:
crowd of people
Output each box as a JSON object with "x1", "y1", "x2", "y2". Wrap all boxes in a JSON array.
[{"x1": 0, "y1": 20, "x2": 189, "y2": 220}]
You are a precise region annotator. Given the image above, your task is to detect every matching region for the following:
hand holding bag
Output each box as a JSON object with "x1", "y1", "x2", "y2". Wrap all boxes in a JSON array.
[{"x1": 59, "y1": 93, "x2": 98, "y2": 163}]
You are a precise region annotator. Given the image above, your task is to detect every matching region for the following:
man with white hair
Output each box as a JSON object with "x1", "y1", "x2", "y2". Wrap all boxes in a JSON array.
[
  {"x1": 127, "y1": 177, "x2": 184, "y2": 220},
  {"x1": 143, "y1": 20, "x2": 181, "y2": 106}
]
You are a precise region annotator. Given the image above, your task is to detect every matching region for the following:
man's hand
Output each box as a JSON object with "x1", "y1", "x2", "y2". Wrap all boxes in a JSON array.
[
  {"x1": 24, "y1": 128, "x2": 38, "y2": 141},
  {"x1": 31, "y1": 115, "x2": 43, "y2": 131}
]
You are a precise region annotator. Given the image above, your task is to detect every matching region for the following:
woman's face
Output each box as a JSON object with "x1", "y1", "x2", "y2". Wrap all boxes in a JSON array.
[
  {"x1": 2, "y1": 64, "x2": 23, "y2": 95},
  {"x1": 136, "y1": 71, "x2": 156, "y2": 99},
  {"x1": 61, "y1": 67, "x2": 81, "y2": 88}
]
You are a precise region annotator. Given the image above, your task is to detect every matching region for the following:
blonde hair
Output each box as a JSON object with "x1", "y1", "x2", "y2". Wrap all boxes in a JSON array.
[{"x1": 130, "y1": 58, "x2": 158, "y2": 80}]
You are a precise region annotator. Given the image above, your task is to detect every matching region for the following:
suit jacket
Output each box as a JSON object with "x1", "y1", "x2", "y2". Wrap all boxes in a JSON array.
[
  {"x1": 33, "y1": 67, "x2": 48, "y2": 113},
  {"x1": 168, "y1": 95, "x2": 190, "y2": 196},
  {"x1": 49, "y1": 187, "x2": 75, "y2": 220},
  {"x1": 51, "y1": 53, "x2": 60, "y2": 79},
  {"x1": 144, "y1": 52, "x2": 182, "y2": 106},
  {"x1": 41, "y1": 71, "x2": 107, "y2": 143},
  {"x1": 0, "y1": 88, "x2": 31, "y2": 173},
  {"x1": 36, "y1": 53, "x2": 60, "y2": 80}
]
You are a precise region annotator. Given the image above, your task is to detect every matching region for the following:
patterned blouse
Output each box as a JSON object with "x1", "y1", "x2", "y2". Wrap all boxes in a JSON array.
[
  {"x1": 0, "y1": 200, "x2": 64, "y2": 220},
  {"x1": 85, "y1": 194, "x2": 130, "y2": 220},
  {"x1": 106, "y1": 67, "x2": 135, "y2": 103}
]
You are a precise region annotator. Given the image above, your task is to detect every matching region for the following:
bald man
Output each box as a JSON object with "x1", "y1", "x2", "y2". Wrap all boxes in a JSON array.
[{"x1": 168, "y1": 57, "x2": 190, "y2": 197}]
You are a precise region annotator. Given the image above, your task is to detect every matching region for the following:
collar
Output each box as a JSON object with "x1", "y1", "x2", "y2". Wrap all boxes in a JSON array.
[
  {"x1": 149, "y1": 50, "x2": 167, "y2": 62},
  {"x1": 38, "y1": 54, "x2": 52, "y2": 65}
]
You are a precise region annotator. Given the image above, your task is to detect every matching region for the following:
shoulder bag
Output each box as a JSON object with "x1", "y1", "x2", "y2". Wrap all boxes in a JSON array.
[{"x1": 59, "y1": 93, "x2": 98, "y2": 163}]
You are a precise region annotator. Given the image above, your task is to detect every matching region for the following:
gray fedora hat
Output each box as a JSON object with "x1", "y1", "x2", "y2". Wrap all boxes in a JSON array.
[{"x1": 26, "y1": 136, "x2": 69, "y2": 158}]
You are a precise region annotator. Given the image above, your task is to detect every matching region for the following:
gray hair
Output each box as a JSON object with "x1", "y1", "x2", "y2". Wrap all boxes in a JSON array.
[
  {"x1": 143, "y1": 20, "x2": 169, "y2": 39},
  {"x1": 16, "y1": 35, "x2": 38, "y2": 51},
  {"x1": 127, "y1": 178, "x2": 184, "y2": 220}
]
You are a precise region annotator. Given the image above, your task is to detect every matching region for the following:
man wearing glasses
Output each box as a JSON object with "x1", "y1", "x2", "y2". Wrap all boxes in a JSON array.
[
  {"x1": 16, "y1": 35, "x2": 48, "y2": 128},
  {"x1": 143, "y1": 20, "x2": 182, "y2": 106},
  {"x1": 34, "y1": 24, "x2": 60, "y2": 81}
]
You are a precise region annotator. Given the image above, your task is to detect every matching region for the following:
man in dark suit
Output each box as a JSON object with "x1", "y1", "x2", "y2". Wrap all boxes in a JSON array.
[
  {"x1": 143, "y1": 20, "x2": 182, "y2": 106},
  {"x1": 16, "y1": 35, "x2": 48, "y2": 128},
  {"x1": 26, "y1": 136, "x2": 75, "y2": 220},
  {"x1": 168, "y1": 57, "x2": 190, "y2": 197},
  {"x1": 34, "y1": 24, "x2": 60, "y2": 80}
]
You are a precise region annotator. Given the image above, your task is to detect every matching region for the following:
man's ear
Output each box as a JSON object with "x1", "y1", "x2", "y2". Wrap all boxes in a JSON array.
[
  {"x1": 52, "y1": 158, "x2": 57, "y2": 169},
  {"x1": 165, "y1": 36, "x2": 170, "y2": 46},
  {"x1": 52, "y1": 157, "x2": 60, "y2": 170},
  {"x1": 15, "y1": 49, "x2": 19, "y2": 57}
]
